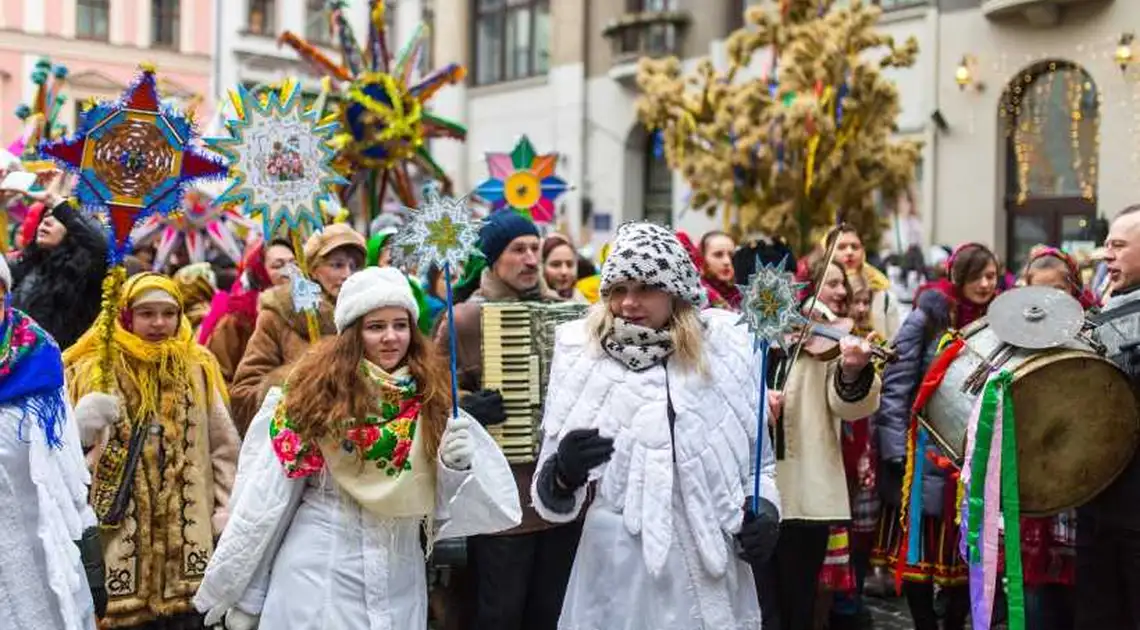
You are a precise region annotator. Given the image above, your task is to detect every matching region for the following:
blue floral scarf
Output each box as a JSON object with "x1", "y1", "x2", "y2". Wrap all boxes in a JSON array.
[{"x1": 0, "y1": 305, "x2": 66, "y2": 448}]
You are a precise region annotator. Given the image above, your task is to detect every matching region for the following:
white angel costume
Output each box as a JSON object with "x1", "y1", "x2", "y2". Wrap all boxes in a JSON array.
[
  {"x1": 531, "y1": 309, "x2": 780, "y2": 630},
  {"x1": 0, "y1": 387, "x2": 98, "y2": 630},
  {"x1": 194, "y1": 386, "x2": 521, "y2": 629}
]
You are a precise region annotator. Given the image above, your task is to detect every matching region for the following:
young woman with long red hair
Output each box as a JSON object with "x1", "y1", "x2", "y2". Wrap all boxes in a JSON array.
[{"x1": 195, "y1": 267, "x2": 520, "y2": 630}]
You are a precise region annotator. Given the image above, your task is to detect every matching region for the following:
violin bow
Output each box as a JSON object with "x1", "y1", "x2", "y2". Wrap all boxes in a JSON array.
[{"x1": 777, "y1": 224, "x2": 842, "y2": 387}]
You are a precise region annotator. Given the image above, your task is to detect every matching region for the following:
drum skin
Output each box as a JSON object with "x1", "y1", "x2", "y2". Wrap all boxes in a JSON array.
[{"x1": 920, "y1": 321, "x2": 1140, "y2": 516}]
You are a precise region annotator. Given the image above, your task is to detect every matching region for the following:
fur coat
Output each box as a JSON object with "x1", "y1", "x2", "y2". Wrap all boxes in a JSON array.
[{"x1": 10, "y1": 202, "x2": 108, "y2": 351}]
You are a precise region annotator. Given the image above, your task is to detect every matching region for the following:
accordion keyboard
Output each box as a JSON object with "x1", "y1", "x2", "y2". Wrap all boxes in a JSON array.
[{"x1": 482, "y1": 304, "x2": 541, "y2": 463}]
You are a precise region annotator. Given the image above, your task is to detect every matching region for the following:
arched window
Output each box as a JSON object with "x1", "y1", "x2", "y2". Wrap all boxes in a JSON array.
[
  {"x1": 1002, "y1": 60, "x2": 1100, "y2": 270},
  {"x1": 644, "y1": 130, "x2": 673, "y2": 226}
]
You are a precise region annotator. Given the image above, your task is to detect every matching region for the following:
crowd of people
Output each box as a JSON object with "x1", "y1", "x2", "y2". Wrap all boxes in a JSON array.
[{"x1": 2, "y1": 175, "x2": 1139, "y2": 630}]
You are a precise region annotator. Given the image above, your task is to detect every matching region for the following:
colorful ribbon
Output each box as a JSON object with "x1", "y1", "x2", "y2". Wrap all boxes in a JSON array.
[{"x1": 963, "y1": 370, "x2": 1025, "y2": 630}]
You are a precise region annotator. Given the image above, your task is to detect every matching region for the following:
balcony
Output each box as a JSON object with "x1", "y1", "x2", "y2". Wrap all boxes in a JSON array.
[
  {"x1": 602, "y1": 10, "x2": 691, "y2": 88},
  {"x1": 982, "y1": 0, "x2": 1112, "y2": 26}
]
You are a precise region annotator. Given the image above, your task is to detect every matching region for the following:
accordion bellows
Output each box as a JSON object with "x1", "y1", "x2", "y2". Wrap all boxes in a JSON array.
[{"x1": 481, "y1": 301, "x2": 588, "y2": 463}]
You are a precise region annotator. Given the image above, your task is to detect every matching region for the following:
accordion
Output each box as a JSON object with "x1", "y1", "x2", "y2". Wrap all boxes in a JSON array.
[{"x1": 481, "y1": 301, "x2": 588, "y2": 463}]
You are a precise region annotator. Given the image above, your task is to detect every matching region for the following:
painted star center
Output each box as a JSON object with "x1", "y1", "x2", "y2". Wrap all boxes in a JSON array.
[{"x1": 426, "y1": 214, "x2": 461, "y2": 250}]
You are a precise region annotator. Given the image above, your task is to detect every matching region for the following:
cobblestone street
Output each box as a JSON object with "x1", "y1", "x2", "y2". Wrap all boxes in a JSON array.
[{"x1": 866, "y1": 594, "x2": 914, "y2": 629}]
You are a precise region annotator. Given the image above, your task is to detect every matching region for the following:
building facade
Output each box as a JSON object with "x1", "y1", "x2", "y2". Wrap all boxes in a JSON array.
[
  {"x1": 0, "y1": 0, "x2": 213, "y2": 142},
  {"x1": 934, "y1": 0, "x2": 1132, "y2": 268},
  {"x1": 430, "y1": 0, "x2": 1133, "y2": 264}
]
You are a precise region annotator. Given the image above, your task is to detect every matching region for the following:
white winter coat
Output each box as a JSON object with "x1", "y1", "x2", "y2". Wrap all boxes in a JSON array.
[
  {"x1": 0, "y1": 389, "x2": 97, "y2": 630},
  {"x1": 531, "y1": 309, "x2": 779, "y2": 630},
  {"x1": 193, "y1": 388, "x2": 521, "y2": 629}
]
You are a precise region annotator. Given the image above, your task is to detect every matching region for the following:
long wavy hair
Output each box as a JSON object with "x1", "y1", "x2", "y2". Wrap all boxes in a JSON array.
[
  {"x1": 283, "y1": 315, "x2": 449, "y2": 462},
  {"x1": 586, "y1": 299, "x2": 706, "y2": 374}
]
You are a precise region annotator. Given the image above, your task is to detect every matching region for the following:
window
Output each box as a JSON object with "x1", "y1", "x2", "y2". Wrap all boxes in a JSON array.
[
  {"x1": 77, "y1": 0, "x2": 109, "y2": 41},
  {"x1": 644, "y1": 130, "x2": 673, "y2": 226},
  {"x1": 419, "y1": 3, "x2": 435, "y2": 77},
  {"x1": 1002, "y1": 61, "x2": 1100, "y2": 269},
  {"x1": 152, "y1": 0, "x2": 180, "y2": 49},
  {"x1": 305, "y1": 0, "x2": 331, "y2": 45},
  {"x1": 248, "y1": 0, "x2": 276, "y2": 36},
  {"x1": 472, "y1": 0, "x2": 551, "y2": 86}
]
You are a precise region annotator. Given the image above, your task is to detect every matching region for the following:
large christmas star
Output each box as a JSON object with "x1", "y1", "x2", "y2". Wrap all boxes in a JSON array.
[
  {"x1": 206, "y1": 80, "x2": 345, "y2": 235},
  {"x1": 40, "y1": 65, "x2": 226, "y2": 262}
]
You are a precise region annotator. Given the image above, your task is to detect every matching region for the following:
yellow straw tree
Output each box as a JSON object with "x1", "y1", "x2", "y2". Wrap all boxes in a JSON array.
[{"x1": 636, "y1": 0, "x2": 921, "y2": 253}]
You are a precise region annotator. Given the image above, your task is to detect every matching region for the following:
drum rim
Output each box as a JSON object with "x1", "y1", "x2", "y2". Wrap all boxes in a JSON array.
[{"x1": 920, "y1": 345, "x2": 1140, "y2": 517}]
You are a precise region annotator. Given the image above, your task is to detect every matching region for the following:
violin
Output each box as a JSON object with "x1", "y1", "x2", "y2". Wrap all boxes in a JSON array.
[{"x1": 787, "y1": 316, "x2": 897, "y2": 363}]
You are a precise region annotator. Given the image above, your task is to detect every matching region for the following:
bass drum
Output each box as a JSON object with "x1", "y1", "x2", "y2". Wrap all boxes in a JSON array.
[{"x1": 919, "y1": 318, "x2": 1140, "y2": 516}]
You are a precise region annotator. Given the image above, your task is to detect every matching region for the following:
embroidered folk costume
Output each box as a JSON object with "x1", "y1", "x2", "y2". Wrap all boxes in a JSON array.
[
  {"x1": 0, "y1": 253, "x2": 100, "y2": 630},
  {"x1": 195, "y1": 267, "x2": 521, "y2": 630},
  {"x1": 66, "y1": 273, "x2": 240, "y2": 630}
]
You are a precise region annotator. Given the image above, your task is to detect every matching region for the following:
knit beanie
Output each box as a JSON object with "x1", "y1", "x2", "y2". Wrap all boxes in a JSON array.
[
  {"x1": 334, "y1": 267, "x2": 420, "y2": 333},
  {"x1": 600, "y1": 222, "x2": 701, "y2": 306},
  {"x1": 478, "y1": 211, "x2": 540, "y2": 266}
]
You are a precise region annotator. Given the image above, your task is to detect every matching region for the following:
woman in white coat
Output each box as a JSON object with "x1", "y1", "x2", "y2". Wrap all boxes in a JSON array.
[
  {"x1": 530, "y1": 222, "x2": 781, "y2": 630},
  {"x1": 0, "y1": 255, "x2": 100, "y2": 630},
  {"x1": 194, "y1": 267, "x2": 521, "y2": 629}
]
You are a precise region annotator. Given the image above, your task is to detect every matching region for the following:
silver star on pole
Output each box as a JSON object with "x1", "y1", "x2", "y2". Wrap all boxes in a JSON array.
[
  {"x1": 390, "y1": 182, "x2": 482, "y2": 271},
  {"x1": 739, "y1": 257, "x2": 807, "y2": 344}
]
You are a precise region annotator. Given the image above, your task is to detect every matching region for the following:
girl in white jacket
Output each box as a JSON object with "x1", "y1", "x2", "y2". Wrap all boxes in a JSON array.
[
  {"x1": 531, "y1": 222, "x2": 780, "y2": 630},
  {"x1": 194, "y1": 267, "x2": 521, "y2": 629}
]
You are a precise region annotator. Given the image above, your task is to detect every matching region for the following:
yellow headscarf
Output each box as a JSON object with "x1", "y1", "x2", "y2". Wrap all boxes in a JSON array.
[{"x1": 64, "y1": 273, "x2": 228, "y2": 420}]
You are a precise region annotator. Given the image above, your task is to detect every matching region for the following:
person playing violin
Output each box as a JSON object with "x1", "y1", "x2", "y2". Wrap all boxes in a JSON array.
[{"x1": 763, "y1": 259, "x2": 883, "y2": 630}]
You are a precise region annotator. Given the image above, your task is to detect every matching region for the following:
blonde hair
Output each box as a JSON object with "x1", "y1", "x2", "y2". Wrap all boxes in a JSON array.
[{"x1": 586, "y1": 300, "x2": 707, "y2": 374}]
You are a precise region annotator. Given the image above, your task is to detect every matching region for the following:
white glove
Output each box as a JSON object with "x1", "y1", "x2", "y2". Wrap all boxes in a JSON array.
[
  {"x1": 440, "y1": 415, "x2": 474, "y2": 471},
  {"x1": 225, "y1": 607, "x2": 259, "y2": 630},
  {"x1": 74, "y1": 392, "x2": 120, "y2": 448}
]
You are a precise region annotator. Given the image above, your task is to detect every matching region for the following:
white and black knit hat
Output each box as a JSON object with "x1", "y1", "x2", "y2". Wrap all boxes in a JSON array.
[
  {"x1": 600, "y1": 222, "x2": 701, "y2": 306},
  {"x1": 334, "y1": 267, "x2": 420, "y2": 333}
]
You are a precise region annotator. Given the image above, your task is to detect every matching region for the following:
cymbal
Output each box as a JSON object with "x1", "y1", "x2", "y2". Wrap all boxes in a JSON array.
[{"x1": 987, "y1": 286, "x2": 1084, "y2": 349}]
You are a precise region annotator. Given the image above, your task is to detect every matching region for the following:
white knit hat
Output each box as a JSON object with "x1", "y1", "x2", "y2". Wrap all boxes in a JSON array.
[
  {"x1": 0, "y1": 255, "x2": 11, "y2": 291},
  {"x1": 601, "y1": 222, "x2": 702, "y2": 306},
  {"x1": 334, "y1": 267, "x2": 420, "y2": 333}
]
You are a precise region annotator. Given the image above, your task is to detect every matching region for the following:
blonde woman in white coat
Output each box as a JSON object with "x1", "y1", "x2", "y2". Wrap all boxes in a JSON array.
[
  {"x1": 193, "y1": 267, "x2": 521, "y2": 630},
  {"x1": 531, "y1": 223, "x2": 780, "y2": 630}
]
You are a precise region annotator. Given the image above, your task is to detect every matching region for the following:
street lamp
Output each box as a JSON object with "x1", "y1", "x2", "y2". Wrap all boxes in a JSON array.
[
  {"x1": 1116, "y1": 33, "x2": 1134, "y2": 73},
  {"x1": 955, "y1": 55, "x2": 984, "y2": 93}
]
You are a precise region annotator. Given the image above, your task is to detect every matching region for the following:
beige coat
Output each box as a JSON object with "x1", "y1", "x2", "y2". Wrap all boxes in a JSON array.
[
  {"x1": 229, "y1": 282, "x2": 336, "y2": 436},
  {"x1": 777, "y1": 357, "x2": 881, "y2": 522}
]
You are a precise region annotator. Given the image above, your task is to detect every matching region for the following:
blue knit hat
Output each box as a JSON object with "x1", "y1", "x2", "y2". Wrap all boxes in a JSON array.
[{"x1": 478, "y1": 211, "x2": 540, "y2": 266}]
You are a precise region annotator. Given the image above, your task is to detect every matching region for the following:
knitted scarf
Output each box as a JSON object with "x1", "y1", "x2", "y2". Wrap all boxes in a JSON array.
[
  {"x1": 0, "y1": 304, "x2": 66, "y2": 448},
  {"x1": 601, "y1": 317, "x2": 674, "y2": 372},
  {"x1": 64, "y1": 274, "x2": 228, "y2": 421}
]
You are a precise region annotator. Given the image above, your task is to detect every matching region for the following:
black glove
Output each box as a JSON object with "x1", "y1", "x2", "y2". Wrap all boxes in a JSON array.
[
  {"x1": 77, "y1": 527, "x2": 107, "y2": 618},
  {"x1": 879, "y1": 456, "x2": 906, "y2": 503},
  {"x1": 460, "y1": 389, "x2": 507, "y2": 426},
  {"x1": 554, "y1": 429, "x2": 614, "y2": 491},
  {"x1": 737, "y1": 498, "x2": 780, "y2": 565}
]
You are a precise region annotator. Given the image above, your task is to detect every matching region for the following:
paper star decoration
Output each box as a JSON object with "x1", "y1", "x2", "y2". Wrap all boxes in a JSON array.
[
  {"x1": 206, "y1": 80, "x2": 345, "y2": 236},
  {"x1": 278, "y1": 0, "x2": 467, "y2": 208},
  {"x1": 474, "y1": 136, "x2": 571, "y2": 224},
  {"x1": 391, "y1": 184, "x2": 480, "y2": 272},
  {"x1": 40, "y1": 65, "x2": 227, "y2": 263},
  {"x1": 282, "y1": 265, "x2": 324, "y2": 313},
  {"x1": 130, "y1": 190, "x2": 255, "y2": 268},
  {"x1": 739, "y1": 258, "x2": 807, "y2": 344}
]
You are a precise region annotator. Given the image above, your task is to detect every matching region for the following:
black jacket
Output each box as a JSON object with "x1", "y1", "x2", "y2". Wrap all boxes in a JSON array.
[{"x1": 10, "y1": 201, "x2": 108, "y2": 351}]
